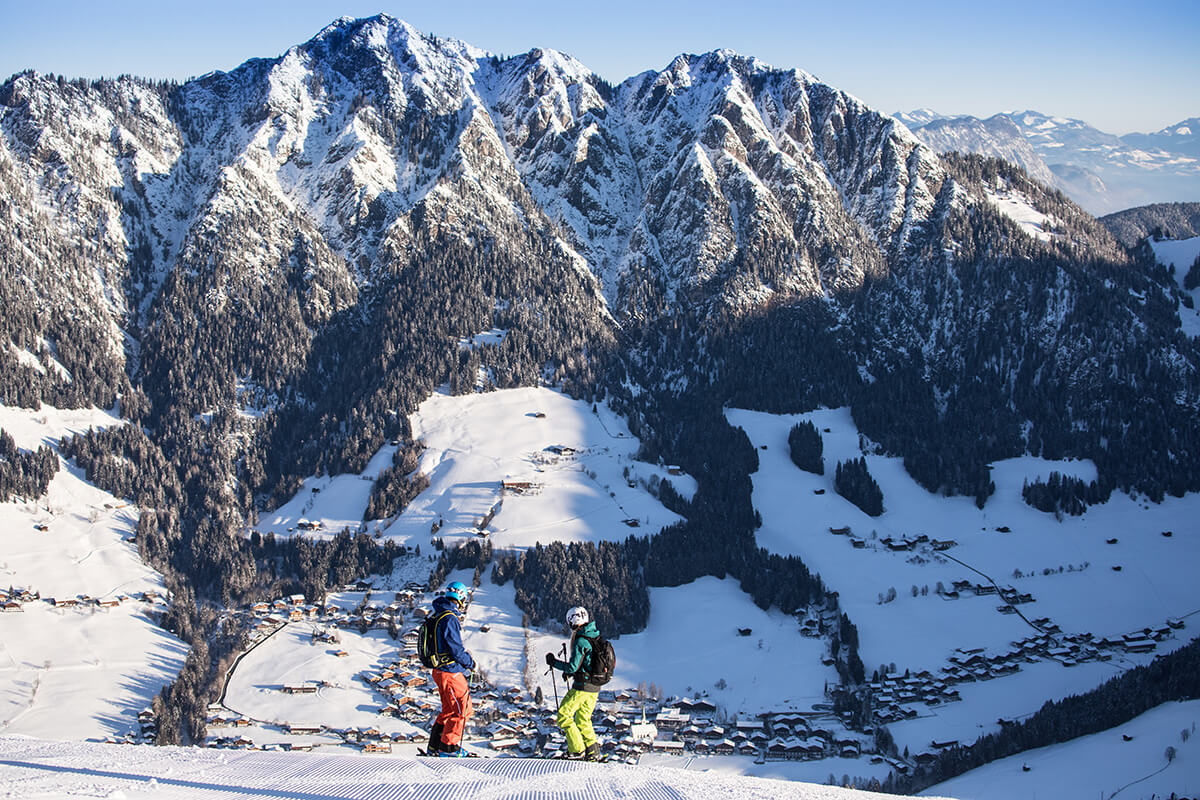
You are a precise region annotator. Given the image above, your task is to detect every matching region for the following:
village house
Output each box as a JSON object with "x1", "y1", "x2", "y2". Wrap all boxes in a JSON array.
[{"x1": 282, "y1": 683, "x2": 318, "y2": 694}]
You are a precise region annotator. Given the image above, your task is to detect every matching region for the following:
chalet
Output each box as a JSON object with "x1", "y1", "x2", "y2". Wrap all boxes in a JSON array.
[
  {"x1": 282, "y1": 683, "x2": 318, "y2": 694},
  {"x1": 490, "y1": 737, "x2": 521, "y2": 751},
  {"x1": 362, "y1": 742, "x2": 392, "y2": 754},
  {"x1": 285, "y1": 724, "x2": 322, "y2": 735},
  {"x1": 50, "y1": 597, "x2": 78, "y2": 608},
  {"x1": 734, "y1": 719, "x2": 765, "y2": 734},
  {"x1": 651, "y1": 740, "x2": 686, "y2": 754},
  {"x1": 881, "y1": 537, "x2": 915, "y2": 551},
  {"x1": 712, "y1": 739, "x2": 736, "y2": 755},
  {"x1": 667, "y1": 465, "x2": 683, "y2": 475},
  {"x1": 767, "y1": 739, "x2": 791, "y2": 759},
  {"x1": 501, "y1": 481, "x2": 539, "y2": 494},
  {"x1": 95, "y1": 597, "x2": 121, "y2": 608},
  {"x1": 546, "y1": 445, "x2": 577, "y2": 456},
  {"x1": 737, "y1": 741, "x2": 759, "y2": 756},
  {"x1": 671, "y1": 698, "x2": 718, "y2": 715},
  {"x1": 655, "y1": 709, "x2": 689, "y2": 730},
  {"x1": 1123, "y1": 638, "x2": 1155, "y2": 654},
  {"x1": 1, "y1": 601, "x2": 22, "y2": 613},
  {"x1": 829, "y1": 526, "x2": 851, "y2": 535},
  {"x1": 930, "y1": 539, "x2": 957, "y2": 551}
]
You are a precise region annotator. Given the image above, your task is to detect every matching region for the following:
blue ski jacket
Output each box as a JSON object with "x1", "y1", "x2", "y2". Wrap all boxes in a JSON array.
[{"x1": 430, "y1": 594, "x2": 475, "y2": 674}]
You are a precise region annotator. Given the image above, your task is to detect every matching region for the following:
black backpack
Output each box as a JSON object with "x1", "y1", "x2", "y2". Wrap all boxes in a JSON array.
[
  {"x1": 586, "y1": 635, "x2": 616, "y2": 686},
  {"x1": 417, "y1": 610, "x2": 456, "y2": 669}
]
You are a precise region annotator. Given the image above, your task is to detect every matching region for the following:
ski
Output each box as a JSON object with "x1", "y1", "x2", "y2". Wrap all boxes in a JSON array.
[{"x1": 416, "y1": 748, "x2": 482, "y2": 758}]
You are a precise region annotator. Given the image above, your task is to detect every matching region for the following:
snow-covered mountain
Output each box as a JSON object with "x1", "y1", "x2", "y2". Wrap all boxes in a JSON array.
[
  {"x1": 897, "y1": 109, "x2": 1200, "y2": 214},
  {"x1": 3, "y1": 11, "x2": 1196, "y2": 584}
]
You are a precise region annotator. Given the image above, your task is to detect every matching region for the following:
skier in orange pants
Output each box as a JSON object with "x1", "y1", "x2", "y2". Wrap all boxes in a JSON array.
[{"x1": 426, "y1": 581, "x2": 476, "y2": 757}]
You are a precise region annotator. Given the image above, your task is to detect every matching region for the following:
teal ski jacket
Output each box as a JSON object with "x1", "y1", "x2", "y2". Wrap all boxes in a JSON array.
[{"x1": 550, "y1": 620, "x2": 602, "y2": 692}]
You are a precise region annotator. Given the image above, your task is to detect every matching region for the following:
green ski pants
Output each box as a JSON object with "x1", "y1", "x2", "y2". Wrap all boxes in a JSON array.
[{"x1": 556, "y1": 688, "x2": 598, "y2": 754}]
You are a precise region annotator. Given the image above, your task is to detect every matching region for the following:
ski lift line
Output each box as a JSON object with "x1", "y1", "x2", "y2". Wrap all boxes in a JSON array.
[
  {"x1": 217, "y1": 619, "x2": 289, "y2": 710},
  {"x1": 938, "y1": 552, "x2": 1047, "y2": 636},
  {"x1": 1105, "y1": 758, "x2": 1174, "y2": 800}
]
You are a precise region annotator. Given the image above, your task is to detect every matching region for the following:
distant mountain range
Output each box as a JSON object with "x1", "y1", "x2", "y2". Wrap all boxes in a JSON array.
[{"x1": 895, "y1": 109, "x2": 1200, "y2": 215}]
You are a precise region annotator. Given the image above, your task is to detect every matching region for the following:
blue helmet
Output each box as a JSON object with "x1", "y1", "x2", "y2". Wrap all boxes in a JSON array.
[{"x1": 444, "y1": 581, "x2": 468, "y2": 607}]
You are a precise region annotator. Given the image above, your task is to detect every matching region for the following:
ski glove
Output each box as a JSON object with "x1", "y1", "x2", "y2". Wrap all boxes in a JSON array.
[{"x1": 545, "y1": 652, "x2": 556, "y2": 666}]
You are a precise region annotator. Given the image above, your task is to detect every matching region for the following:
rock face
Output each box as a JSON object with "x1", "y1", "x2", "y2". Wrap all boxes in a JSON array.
[{"x1": 1, "y1": 14, "x2": 1196, "y2": 505}]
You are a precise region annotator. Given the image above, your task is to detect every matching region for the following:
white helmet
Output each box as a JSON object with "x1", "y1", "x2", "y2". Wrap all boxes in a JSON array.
[{"x1": 565, "y1": 606, "x2": 589, "y2": 629}]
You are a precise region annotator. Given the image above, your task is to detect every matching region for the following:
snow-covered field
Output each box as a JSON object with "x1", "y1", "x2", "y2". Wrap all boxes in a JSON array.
[
  {"x1": 0, "y1": 405, "x2": 187, "y2": 742},
  {"x1": 0, "y1": 735, "x2": 950, "y2": 800},
  {"x1": 726, "y1": 406, "x2": 1199, "y2": 756},
  {"x1": 258, "y1": 387, "x2": 694, "y2": 549},
  {"x1": 456, "y1": 569, "x2": 838, "y2": 715},
  {"x1": 925, "y1": 699, "x2": 1200, "y2": 800},
  {"x1": 1150, "y1": 235, "x2": 1200, "y2": 337},
  {"x1": 983, "y1": 185, "x2": 1055, "y2": 242}
]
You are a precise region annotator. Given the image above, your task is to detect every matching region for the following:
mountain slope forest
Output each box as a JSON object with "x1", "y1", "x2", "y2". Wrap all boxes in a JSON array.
[{"x1": 1, "y1": 14, "x2": 1198, "y2": 747}]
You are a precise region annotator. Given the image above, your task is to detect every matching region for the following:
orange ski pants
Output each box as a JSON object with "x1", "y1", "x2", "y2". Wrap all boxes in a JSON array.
[{"x1": 432, "y1": 669, "x2": 473, "y2": 747}]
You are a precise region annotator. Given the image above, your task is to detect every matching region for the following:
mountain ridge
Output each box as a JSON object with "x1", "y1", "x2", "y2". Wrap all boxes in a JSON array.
[{"x1": 896, "y1": 107, "x2": 1200, "y2": 214}]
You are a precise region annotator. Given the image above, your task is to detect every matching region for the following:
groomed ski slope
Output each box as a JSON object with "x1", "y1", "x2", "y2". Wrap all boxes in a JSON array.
[{"x1": 0, "y1": 736, "x2": 954, "y2": 800}]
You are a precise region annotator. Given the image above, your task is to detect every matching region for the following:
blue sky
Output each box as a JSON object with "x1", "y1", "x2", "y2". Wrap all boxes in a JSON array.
[{"x1": 1, "y1": 0, "x2": 1196, "y2": 134}]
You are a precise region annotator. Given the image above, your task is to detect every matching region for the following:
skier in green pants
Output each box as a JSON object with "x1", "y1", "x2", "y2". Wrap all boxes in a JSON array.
[{"x1": 546, "y1": 606, "x2": 603, "y2": 761}]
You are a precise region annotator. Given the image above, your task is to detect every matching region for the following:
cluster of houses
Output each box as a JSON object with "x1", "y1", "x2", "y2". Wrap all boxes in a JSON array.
[
  {"x1": 238, "y1": 582, "x2": 424, "y2": 638},
  {"x1": 937, "y1": 579, "x2": 1035, "y2": 608},
  {"x1": 1, "y1": 587, "x2": 165, "y2": 613},
  {"x1": 827, "y1": 526, "x2": 956, "y2": 553},
  {"x1": 867, "y1": 615, "x2": 1186, "y2": 727},
  {"x1": 102, "y1": 707, "x2": 159, "y2": 746}
]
